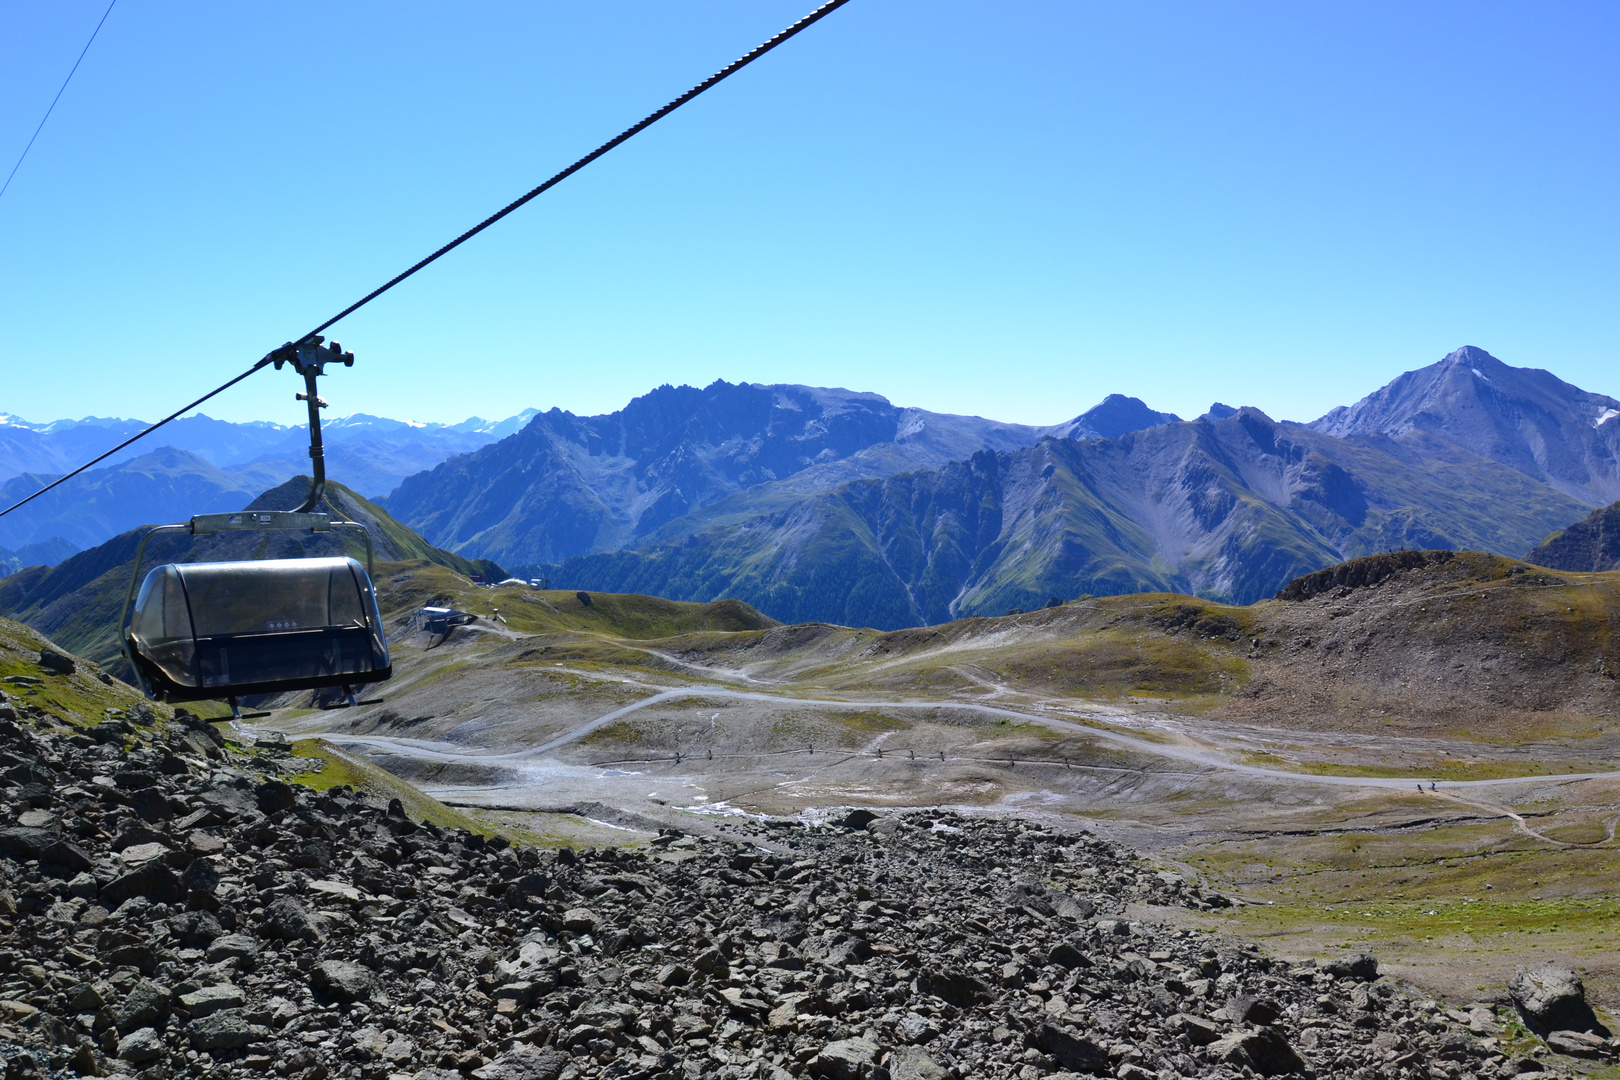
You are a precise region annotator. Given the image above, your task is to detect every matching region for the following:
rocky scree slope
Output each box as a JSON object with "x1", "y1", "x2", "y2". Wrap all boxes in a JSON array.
[{"x1": 0, "y1": 695, "x2": 1580, "y2": 1080}]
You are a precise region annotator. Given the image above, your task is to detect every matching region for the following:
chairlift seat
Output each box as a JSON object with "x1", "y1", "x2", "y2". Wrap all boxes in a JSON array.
[{"x1": 126, "y1": 556, "x2": 390, "y2": 701}]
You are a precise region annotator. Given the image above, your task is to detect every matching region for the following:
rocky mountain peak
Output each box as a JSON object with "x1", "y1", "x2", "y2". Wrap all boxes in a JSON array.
[
  {"x1": 1309, "y1": 346, "x2": 1620, "y2": 506},
  {"x1": 1050, "y1": 394, "x2": 1181, "y2": 442}
]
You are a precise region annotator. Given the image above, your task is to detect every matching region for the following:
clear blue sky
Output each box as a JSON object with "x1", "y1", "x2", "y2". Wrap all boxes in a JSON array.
[{"x1": 1, "y1": 1, "x2": 1615, "y2": 430}]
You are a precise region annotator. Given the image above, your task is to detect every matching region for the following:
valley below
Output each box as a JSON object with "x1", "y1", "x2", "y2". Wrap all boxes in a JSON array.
[{"x1": 252, "y1": 554, "x2": 1620, "y2": 1034}]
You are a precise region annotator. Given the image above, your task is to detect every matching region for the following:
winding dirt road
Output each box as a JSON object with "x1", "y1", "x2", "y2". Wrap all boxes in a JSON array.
[{"x1": 298, "y1": 685, "x2": 1618, "y2": 793}]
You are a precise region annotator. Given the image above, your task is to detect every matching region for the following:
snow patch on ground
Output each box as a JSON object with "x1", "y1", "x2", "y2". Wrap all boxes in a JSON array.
[{"x1": 1594, "y1": 408, "x2": 1620, "y2": 428}]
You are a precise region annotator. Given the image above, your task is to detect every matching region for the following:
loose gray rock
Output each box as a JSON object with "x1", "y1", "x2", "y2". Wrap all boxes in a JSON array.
[
  {"x1": 1212, "y1": 1028, "x2": 1307, "y2": 1077},
  {"x1": 178, "y1": 984, "x2": 243, "y2": 1018},
  {"x1": 116, "y1": 1026, "x2": 165, "y2": 1064},
  {"x1": 886, "y1": 1046, "x2": 948, "y2": 1080},
  {"x1": 470, "y1": 1047, "x2": 570, "y2": 1080},
  {"x1": 262, "y1": 895, "x2": 320, "y2": 940},
  {"x1": 256, "y1": 780, "x2": 296, "y2": 814},
  {"x1": 1545, "y1": 1030, "x2": 1613, "y2": 1058},
  {"x1": 205, "y1": 934, "x2": 259, "y2": 962},
  {"x1": 311, "y1": 958, "x2": 377, "y2": 1002},
  {"x1": 111, "y1": 978, "x2": 172, "y2": 1035},
  {"x1": 809, "y1": 1037, "x2": 881, "y2": 1080},
  {"x1": 916, "y1": 969, "x2": 989, "y2": 1007},
  {"x1": 1322, "y1": 952, "x2": 1380, "y2": 981},
  {"x1": 100, "y1": 862, "x2": 183, "y2": 907},
  {"x1": 185, "y1": 1008, "x2": 252, "y2": 1050},
  {"x1": 1032, "y1": 1023, "x2": 1109, "y2": 1073}
]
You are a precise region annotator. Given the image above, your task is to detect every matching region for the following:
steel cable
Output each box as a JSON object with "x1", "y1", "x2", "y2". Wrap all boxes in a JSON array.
[
  {"x1": 0, "y1": 0, "x2": 118, "y2": 202},
  {"x1": 0, "y1": 0, "x2": 853, "y2": 523},
  {"x1": 302, "y1": 0, "x2": 853, "y2": 342}
]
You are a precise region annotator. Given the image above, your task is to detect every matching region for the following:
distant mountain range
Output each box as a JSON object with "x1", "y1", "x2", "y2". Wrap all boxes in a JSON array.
[
  {"x1": 0, "y1": 408, "x2": 540, "y2": 555},
  {"x1": 3, "y1": 346, "x2": 1615, "y2": 633},
  {"x1": 385, "y1": 346, "x2": 1611, "y2": 627},
  {"x1": 379, "y1": 383, "x2": 1181, "y2": 567}
]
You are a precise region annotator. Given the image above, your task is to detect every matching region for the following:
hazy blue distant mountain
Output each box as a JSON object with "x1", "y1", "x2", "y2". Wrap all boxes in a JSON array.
[
  {"x1": 0, "y1": 408, "x2": 541, "y2": 498},
  {"x1": 382, "y1": 381, "x2": 1178, "y2": 567},
  {"x1": 0, "y1": 478, "x2": 504, "y2": 671},
  {"x1": 0, "y1": 447, "x2": 281, "y2": 551},
  {"x1": 0, "y1": 537, "x2": 79, "y2": 576},
  {"x1": 1048, "y1": 394, "x2": 1181, "y2": 440},
  {"x1": 17, "y1": 347, "x2": 1615, "y2": 633},
  {"x1": 1310, "y1": 345, "x2": 1620, "y2": 506}
]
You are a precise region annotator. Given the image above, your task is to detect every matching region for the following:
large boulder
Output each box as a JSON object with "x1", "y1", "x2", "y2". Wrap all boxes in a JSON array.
[
  {"x1": 886, "y1": 1047, "x2": 948, "y2": 1080},
  {"x1": 262, "y1": 896, "x2": 321, "y2": 941},
  {"x1": 1210, "y1": 1028, "x2": 1306, "y2": 1076},
  {"x1": 186, "y1": 1009, "x2": 253, "y2": 1050},
  {"x1": 470, "y1": 1047, "x2": 570, "y2": 1080},
  {"x1": 1323, "y1": 953, "x2": 1380, "y2": 981},
  {"x1": 116, "y1": 1027, "x2": 165, "y2": 1064},
  {"x1": 111, "y1": 979, "x2": 172, "y2": 1035},
  {"x1": 100, "y1": 863, "x2": 183, "y2": 907},
  {"x1": 1510, "y1": 965, "x2": 1604, "y2": 1036},
  {"x1": 256, "y1": 780, "x2": 296, "y2": 814},
  {"x1": 0, "y1": 826, "x2": 54, "y2": 861},
  {"x1": 807, "y1": 1038, "x2": 881, "y2": 1080},
  {"x1": 311, "y1": 959, "x2": 376, "y2": 1003}
]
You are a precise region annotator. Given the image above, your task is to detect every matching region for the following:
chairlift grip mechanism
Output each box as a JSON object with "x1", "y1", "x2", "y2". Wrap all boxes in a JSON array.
[{"x1": 266, "y1": 336, "x2": 354, "y2": 514}]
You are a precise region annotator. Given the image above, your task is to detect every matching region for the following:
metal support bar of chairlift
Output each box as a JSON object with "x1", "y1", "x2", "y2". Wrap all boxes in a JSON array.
[
  {"x1": 118, "y1": 339, "x2": 363, "y2": 693},
  {"x1": 270, "y1": 337, "x2": 354, "y2": 513}
]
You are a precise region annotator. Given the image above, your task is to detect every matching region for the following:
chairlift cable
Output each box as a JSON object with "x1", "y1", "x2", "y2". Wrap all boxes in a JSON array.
[
  {"x1": 301, "y1": 0, "x2": 854, "y2": 342},
  {"x1": 0, "y1": 0, "x2": 853, "y2": 524},
  {"x1": 0, "y1": 0, "x2": 119, "y2": 202}
]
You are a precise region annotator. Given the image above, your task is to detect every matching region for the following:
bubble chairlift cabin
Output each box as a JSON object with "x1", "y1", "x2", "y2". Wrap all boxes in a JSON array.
[{"x1": 119, "y1": 340, "x2": 391, "y2": 715}]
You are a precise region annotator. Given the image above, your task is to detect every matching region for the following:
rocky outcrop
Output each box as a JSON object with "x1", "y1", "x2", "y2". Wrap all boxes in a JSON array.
[
  {"x1": 1525, "y1": 502, "x2": 1620, "y2": 572},
  {"x1": 1275, "y1": 550, "x2": 1455, "y2": 601}
]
